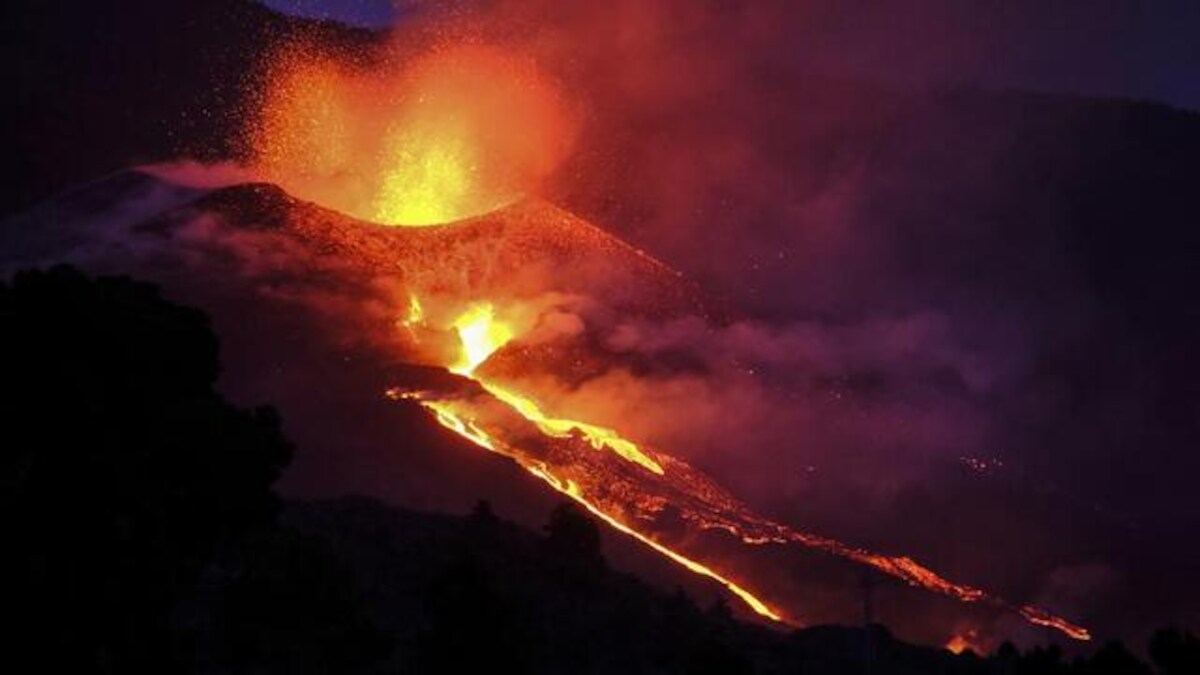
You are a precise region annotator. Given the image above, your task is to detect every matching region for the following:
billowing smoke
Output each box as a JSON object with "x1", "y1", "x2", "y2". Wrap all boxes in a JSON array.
[
  {"x1": 10, "y1": 0, "x2": 1194, "y2": 649},
  {"x1": 370, "y1": 0, "x2": 1199, "y2": 646}
]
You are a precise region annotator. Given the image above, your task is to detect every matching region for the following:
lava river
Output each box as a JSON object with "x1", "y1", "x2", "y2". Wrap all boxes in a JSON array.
[{"x1": 390, "y1": 297, "x2": 1091, "y2": 641}]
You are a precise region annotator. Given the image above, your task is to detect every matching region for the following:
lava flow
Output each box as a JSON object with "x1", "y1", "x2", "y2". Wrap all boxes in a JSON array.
[
  {"x1": 248, "y1": 27, "x2": 1089, "y2": 644},
  {"x1": 391, "y1": 297, "x2": 1091, "y2": 640},
  {"x1": 394, "y1": 298, "x2": 780, "y2": 621}
]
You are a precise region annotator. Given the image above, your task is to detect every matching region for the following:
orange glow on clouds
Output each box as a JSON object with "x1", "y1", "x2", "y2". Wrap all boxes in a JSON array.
[
  {"x1": 254, "y1": 43, "x2": 575, "y2": 226},
  {"x1": 389, "y1": 294, "x2": 1092, "y2": 638}
]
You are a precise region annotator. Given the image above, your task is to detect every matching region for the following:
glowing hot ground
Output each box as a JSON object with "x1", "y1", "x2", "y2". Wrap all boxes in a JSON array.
[{"x1": 392, "y1": 297, "x2": 1091, "y2": 639}]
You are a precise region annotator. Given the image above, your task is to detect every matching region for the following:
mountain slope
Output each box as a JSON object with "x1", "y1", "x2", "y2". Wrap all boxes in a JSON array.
[{"x1": 284, "y1": 495, "x2": 986, "y2": 675}]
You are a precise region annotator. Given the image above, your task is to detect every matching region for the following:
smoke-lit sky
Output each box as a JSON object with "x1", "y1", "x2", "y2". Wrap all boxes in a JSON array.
[
  {"x1": 262, "y1": 0, "x2": 1200, "y2": 111},
  {"x1": 3, "y1": 0, "x2": 1193, "y2": 651},
  {"x1": 244, "y1": 0, "x2": 1200, "y2": 644}
]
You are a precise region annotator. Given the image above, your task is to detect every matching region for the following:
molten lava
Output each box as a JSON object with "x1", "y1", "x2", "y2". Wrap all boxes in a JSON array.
[
  {"x1": 398, "y1": 299, "x2": 782, "y2": 620},
  {"x1": 946, "y1": 631, "x2": 982, "y2": 655},
  {"x1": 253, "y1": 43, "x2": 574, "y2": 226},
  {"x1": 394, "y1": 296, "x2": 1091, "y2": 640},
  {"x1": 444, "y1": 303, "x2": 665, "y2": 474},
  {"x1": 449, "y1": 303, "x2": 514, "y2": 375},
  {"x1": 247, "y1": 27, "x2": 1090, "y2": 644}
]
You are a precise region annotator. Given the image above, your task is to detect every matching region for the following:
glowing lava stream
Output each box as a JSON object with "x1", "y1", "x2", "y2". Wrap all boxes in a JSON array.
[
  {"x1": 401, "y1": 394, "x2": 782, "y2": 622},
  {"x1": 447, "y1": 304, "x2": 664, "y2": 476},
  {"x1": 400, "y1": 300, "x2": 779, "y2": 620},
  {"x1": 394, "y1": 300, "x2": 1090, "y2": 639}
]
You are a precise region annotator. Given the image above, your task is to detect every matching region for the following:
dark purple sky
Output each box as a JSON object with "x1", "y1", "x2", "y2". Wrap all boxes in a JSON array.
[{"x1": 261, "y1": 0, "x2": 1200, "y2": 111}]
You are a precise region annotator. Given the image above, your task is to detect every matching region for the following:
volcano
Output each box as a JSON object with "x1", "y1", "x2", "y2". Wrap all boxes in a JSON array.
[{"x1": 0, "y1": 167, "x2": 1090, "y2": 641}]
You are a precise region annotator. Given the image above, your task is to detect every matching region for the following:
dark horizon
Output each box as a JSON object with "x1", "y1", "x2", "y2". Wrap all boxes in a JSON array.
[{"x1": 263, "y1": 0, "x2": 1200, "y2": 112}]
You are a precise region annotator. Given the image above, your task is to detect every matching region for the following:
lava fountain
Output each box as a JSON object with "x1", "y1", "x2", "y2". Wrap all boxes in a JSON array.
[{"x1": 252, "y1": 42, "x2": 575, "y2": 226}]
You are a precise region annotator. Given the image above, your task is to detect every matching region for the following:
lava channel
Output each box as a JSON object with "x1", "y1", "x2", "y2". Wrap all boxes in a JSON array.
[{"x1": 388, "y1": 298, "x2": 1091, "y2": 641}]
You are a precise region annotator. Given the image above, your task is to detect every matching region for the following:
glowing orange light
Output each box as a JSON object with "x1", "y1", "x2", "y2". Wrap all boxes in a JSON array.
[
  {"x1": 526, "y1": 465, "x2": 782, "y2": 621},
  {"x1": 253, "y1": 43, "x2": 575, "y2": 226},
  {"x1": 389, "y1": 386, "x2": 783, "y2": 622},
  {"x1": 401, "y1": 299, "x2": 773, "y2": 616},
  {"x1": 445, "y1": 302, "x2": 664, "y2": 474},
  {"x1": 393, "y1": 294, "x2": 1092, "y2": 639},
  {"x1": 946, "y1": 631, "x2": 981, "y2": 655},
  {"x1": 404, "y1": 294, "x2": 424, "y2": 327},
  {"x1": 449, "y1": 302, "x2": 515, "y2": 375}
]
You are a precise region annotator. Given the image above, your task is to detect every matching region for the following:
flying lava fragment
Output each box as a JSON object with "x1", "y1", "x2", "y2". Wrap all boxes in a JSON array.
[{"x1": 252, "y1": 42, "x2": 575, "y2": 226}]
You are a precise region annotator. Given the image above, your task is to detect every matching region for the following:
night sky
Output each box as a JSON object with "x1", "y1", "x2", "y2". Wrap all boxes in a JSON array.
[{"x1": 264, "y1": 0, "x2": 1200, "y2": 111}]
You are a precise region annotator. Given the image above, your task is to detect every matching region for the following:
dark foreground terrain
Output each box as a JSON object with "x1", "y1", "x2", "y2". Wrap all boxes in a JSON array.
[
  {"x1": 3, "y1": 266, "x2": 1197, "y2": 673},
  {"x1": 3, "y1": 1, "x2": 1200, "y2": 670}
]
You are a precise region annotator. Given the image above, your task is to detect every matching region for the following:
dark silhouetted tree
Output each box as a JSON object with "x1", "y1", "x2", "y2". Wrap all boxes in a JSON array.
[
  {"x1": 213, "y1": 530, "x2": 391, "y2": 674},
  {"x1": 1149, "y1": 627, "x2": 1200, "y2": 675},
  {"x1": 544, "y1": 501, "x2": 605, "y2": 573},
  {"x1": 994, "y1": 641, "x2": 1020, "y2": 675},
  {"x1": 418, "y1": 554, "x2": 534, "y2": 673},
  {"x1": 0, "y1": 266, "x2": 291, "y2": 672},
  {"x1": 684, "y1": 600, "x2": 752, "y2": 675},
  {"x1": 705, "y1": 597, "x2": 735, "y2": 625},
  {"x1": 684, "y1": 631, "x2": 753, "y2": 675},
  {"x1": 1085, "y1": 641, "x2": 1153, "y2": 675},
  {"x1": 1019, "y1": 644, "x2": 1065, "y2": 675},
  {"x1": 468, "y1": 498, "x2": 498, "y2": 527}
]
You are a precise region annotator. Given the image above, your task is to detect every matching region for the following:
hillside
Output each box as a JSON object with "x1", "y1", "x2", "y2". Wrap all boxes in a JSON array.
[{"x1": 4, "y1": 0, "x2": 1200, "y2": 653}]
